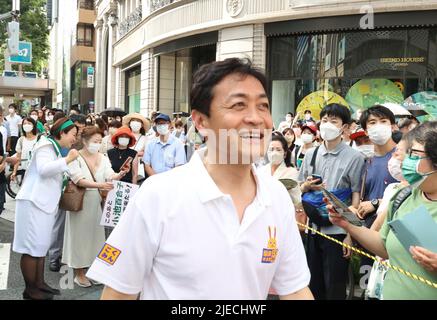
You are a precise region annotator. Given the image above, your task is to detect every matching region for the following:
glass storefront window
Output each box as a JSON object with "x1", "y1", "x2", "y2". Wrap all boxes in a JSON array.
[
  {"x1": 268, "y1": 27, "x2": 437, "y2": 125},
  {"x1": 157, "y1": 44, "x2": 216, "y2": 115},
  {"x1": 126, "y1": 67, "x2": 141, "y2": 114}
]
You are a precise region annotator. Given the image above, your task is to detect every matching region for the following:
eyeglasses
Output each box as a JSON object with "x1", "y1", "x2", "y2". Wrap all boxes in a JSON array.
[{"x1": 407, "y1": 148, "x2": 427, "y2": 158}]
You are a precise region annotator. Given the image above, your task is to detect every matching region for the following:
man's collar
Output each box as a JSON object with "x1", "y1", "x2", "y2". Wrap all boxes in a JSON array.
[
  {"x1": 188, "y1": 149, "x2": 271, "y2": 207},
  {"x1": 319, "y1": 141, "x2": 347, "y2": 155},
  {"x1": 156, "y1": 134, "x2": 174, "y2": 146}
]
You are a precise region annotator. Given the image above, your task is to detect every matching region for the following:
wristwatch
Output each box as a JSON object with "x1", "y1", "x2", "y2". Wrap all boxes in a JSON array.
[{"x1": 371, "y1": 199, "x2": 380, "y2": 211}]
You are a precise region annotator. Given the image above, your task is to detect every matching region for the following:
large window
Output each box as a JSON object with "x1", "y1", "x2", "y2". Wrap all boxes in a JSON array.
[
  {"x1": 78, "y1": 0, "x2": 94, "y2": 10},
  {"x1": 126, "y1": 67, "x2": 141, "y2": 114},
  {"x1": 156, "y1": 44, "x2": 216, "y2": 115},
  {"x1": 77, "y1": 24, "x2": 94, "y2": 47},
  {"x1": 267, "y1": 27, "x2": 437, "y2": 126}
]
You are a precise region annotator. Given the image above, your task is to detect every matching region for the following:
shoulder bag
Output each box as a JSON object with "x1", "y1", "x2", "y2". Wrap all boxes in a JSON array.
[
  {"x1": 59, "y1": 158, "x2": 86, "y2": 212},
  {"x1": 80, "y1": 152, "x2": 108, "y2": 207}
]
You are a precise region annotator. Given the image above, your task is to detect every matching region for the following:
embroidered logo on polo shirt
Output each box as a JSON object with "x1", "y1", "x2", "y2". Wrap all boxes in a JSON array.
[
  {"x1": 97, "y1": 243, "x2": 121, "y2": 266},
  {"x1": 261, "y1": 226, "x2": 278, "y2": 263}
]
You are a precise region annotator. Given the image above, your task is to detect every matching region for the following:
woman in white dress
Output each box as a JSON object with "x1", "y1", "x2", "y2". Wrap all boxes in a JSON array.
[
  {"x1": 122, "y1": 113, "x2": 150, "y2": 182},
  {"x1": 11, "y1": 117, "x2": 38, "y2": 181},
  {"x1": 13, "y1": 118, "x2": 79, "y2": 300},
  {"x1": 62, "y1": 126, "x2": 129, "y2": 287}
]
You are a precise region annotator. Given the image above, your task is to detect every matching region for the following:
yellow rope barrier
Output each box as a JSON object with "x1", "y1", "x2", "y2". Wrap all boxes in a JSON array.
[{"x1": 296, "y1": 222, "x2": 437, "y2": 289}]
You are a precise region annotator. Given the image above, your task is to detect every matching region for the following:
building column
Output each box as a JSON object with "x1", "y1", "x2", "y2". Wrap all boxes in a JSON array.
[
  {"x1": 106, "y1": 14, "x2": 118, "y2": 108},
  {"x1": 140, "y1": 49, "x2": 154, "y2": 117},
  {"x1": 94, "y1": 19, "x2": 104, "y2": 112},
  {"x1": 114, "y1": 66, "x2": 121, "y2": 108},
  {"x1": 216, "y1": 24, "x2": 266, "y2": 69}
]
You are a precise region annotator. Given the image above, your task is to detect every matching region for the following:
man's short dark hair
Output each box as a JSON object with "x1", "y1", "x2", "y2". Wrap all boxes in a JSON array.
[
  {"x1": 359, "y1": 105, "x2": 396, "y2": 130},
  {"x1": 70, "y1": 113, "x2": 86, "y2": 125},
  {"x1": 320, "y1": 103, "x2": 351, "y2": 125},
  {"x1": 190, "y1": 58, "x2": 268, "y2": 117},
  {"x1": 8, "y1": 103, "x2": 18, "y2": 110},
  {"x1": 304, "y1": 110, "x2": 312, "y2": 114}
]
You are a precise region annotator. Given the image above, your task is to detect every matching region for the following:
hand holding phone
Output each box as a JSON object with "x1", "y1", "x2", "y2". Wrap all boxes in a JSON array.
[
  {"x1": 311, "y1": 174, "x2": 323, "y2": 185},
  {"x1": 121, "y1": 156, "x2": 133, "y2": 172}
]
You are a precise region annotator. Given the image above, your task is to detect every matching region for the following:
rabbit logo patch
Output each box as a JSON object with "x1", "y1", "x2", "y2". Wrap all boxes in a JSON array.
[{"x1": 261, "y1": 226, "x2": 278, "y2": 263}]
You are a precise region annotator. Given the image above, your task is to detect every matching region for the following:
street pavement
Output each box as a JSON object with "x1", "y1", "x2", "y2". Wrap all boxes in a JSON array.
[{"x1": 0, "y1": 195, "x2": 103, "y2": 300}]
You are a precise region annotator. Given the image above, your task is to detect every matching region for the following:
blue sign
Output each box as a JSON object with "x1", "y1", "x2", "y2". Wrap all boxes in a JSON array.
[
  {"x1": 9, "y1": 41, "x2": 32, "y2": 64},
  {"x1": 87, "y1": 66, "x2": 94, "y2": 75}
]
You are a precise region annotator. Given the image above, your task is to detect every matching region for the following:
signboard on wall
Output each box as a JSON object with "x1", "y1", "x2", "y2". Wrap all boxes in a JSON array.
[{"x1": 87, "y1": 66, "x2": 95, "y2": 88}]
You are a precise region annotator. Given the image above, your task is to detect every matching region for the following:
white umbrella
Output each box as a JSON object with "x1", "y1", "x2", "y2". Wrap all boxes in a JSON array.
[{"x1": 381, "y1": 103, "x2": 411, "y2": 116}]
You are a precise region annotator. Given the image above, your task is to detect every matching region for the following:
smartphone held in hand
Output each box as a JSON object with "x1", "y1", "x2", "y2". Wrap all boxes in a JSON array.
[{"x1": 121, "y1": 156, "x2": 133, "y2": 171}]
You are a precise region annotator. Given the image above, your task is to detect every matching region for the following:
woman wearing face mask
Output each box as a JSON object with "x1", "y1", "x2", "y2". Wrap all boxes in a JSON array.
[
  {"x1": 107, "y1": 126, "x2": 138, "y2": 184},
  {"x1": 370, "y1": 135, "x2": 410, "y2": 232},
  {"x1": 294, "y1": 124, "x2": 317, "y2": 169},
  {"x1": 100, "y1": 120, "x2": 122, "y2": 155},
  {"x1": 261, "y1": 134, "x2": 303, "y2": 213},
  {"x1": 62, "y1": 126, "x2": 128, "y2": 288},
  {"x1": 29, "y1": 110, "x2": 46, "y2": 134},
  {"x1": 11, "y1": 118, "x2": 39, "y2": 182},
  {"x1": 122, "y1": 113, "x2": 150, "y2": 182},
  {"x1": 328, "y1": 121, "x2": 437, "y2": 299}
]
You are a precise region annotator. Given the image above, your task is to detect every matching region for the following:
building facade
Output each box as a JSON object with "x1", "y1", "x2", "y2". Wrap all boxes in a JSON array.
[
  {"x1": 48, "y1": 0, "x2": 96, "y2": 112},
  {"x1": 94, "y1": 0, "x2": 437, "y2": 124}
]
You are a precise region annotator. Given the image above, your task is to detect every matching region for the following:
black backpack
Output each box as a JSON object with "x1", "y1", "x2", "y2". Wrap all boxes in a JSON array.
[{"x1": 387, "y1": 185, "x2": 413, "y2": 222}]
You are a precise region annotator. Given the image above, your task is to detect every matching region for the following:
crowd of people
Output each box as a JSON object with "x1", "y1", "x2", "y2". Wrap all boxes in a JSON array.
[
  {"x1": 2, "y1": 103, "x2": 199, "y2": 299},
  {"x1": 3, "y1": 57, "x2": 437, "y2": 300}
]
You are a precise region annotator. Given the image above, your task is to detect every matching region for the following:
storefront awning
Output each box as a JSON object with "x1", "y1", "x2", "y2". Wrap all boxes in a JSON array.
[
  {"x1": 265, "y1": 10, "x2": 437, "y2": 37},
  {"x1": 153, "y1": 31, "x2": 218, "y2": 56}
]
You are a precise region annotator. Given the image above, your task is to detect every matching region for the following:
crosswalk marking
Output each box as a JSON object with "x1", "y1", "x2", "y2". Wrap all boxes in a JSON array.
[{"x1": 0, "y1": 243, "x2": 11, "y2": 290}]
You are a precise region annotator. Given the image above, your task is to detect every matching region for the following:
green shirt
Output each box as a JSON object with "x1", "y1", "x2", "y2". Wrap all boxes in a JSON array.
[{"x1": 380, "y1": 187, "x2": 437, "y2": 300}]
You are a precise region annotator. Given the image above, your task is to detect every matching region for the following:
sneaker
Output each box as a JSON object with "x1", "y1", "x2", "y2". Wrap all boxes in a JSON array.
[{"x1": 74, "y1": 276, "x2": 92, "y2": 288}]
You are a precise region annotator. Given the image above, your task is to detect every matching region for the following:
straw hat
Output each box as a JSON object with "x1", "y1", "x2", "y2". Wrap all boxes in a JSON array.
[
  {"x1": 122, "y1": 113, "x2": 150, "y2": 131},
  {"x1": 111, "y1": 126, "x2": 137, "y2": 148}
]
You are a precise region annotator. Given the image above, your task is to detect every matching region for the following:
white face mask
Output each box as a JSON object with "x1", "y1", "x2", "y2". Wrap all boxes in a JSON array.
[
  {"x1": 367, "y1": 124, "x2": 392, "y2": 146},
  {"x1": 118, "y1": 137, "x2": 130, "y2": 147},
  {"x1": 267, "y1": 150, "x2": 285, "y2": 165},
  {"x1": 130, "y1": 121, "x2": 142, "y2": 133},
  {"x1": 357, "y1": 144, "x2": 375, "y2": 159},
  {"x1": 286, "y1": 116, "x2": 292, "y2": 122},
  {"x1": 47, "y1": 115, "x2": 54, "y2": 122},
  {"x1": 23, "y1": 124, "x2": 34, "y2": 133},
  {"x1": 305, "y1": 114, "x2": 312, "y2": 120},
  {"x1": 30, "y1": 115, "x2": 38, "y2": 121},
  {"x1": 157, "y1": 124, "x2": 169, "y2": 136},
  {"x1": 301, "y1": 133, "x2": 314, "y2": 144},
  {"x1": 388, "y1": 156, "x2": 403, "y2": 182},
  {"x1": 320, "y1": 122, "x2": 342, "y2": 141},
  {"x1": 87, "y1": 142, "x2": 101, "y2": 154},
  {"x1": 9, "y1": 108, "x2": 15, "y2": 114}
]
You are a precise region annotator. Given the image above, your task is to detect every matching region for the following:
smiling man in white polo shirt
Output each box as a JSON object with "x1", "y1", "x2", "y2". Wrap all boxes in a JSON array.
[{"x1": 87, "y1": 58, "x2": 313, "y2": 300}]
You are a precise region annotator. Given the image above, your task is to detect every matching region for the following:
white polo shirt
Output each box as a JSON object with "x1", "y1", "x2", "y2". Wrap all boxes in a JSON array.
[
  {"x1": 87, "y1": 149, "x2": 310, "y2": 300},
  {"x1": 6, "y1": 114, "x2": 22, "y2": 137}
]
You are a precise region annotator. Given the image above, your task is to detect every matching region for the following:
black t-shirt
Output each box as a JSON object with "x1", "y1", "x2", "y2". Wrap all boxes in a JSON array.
[{"x1": 107, "y1": 147, "x2": 137, "y2": 183}]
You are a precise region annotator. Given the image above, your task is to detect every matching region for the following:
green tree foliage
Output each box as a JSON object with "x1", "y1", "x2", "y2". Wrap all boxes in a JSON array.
[{"x1": 0, "y1": 0, "x2": 49, "y2": 74}]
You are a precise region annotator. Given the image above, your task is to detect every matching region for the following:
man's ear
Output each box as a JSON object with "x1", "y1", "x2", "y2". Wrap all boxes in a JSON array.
[{"x1": 191, "y1": 110, "x2": 210, "y2": 137}]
